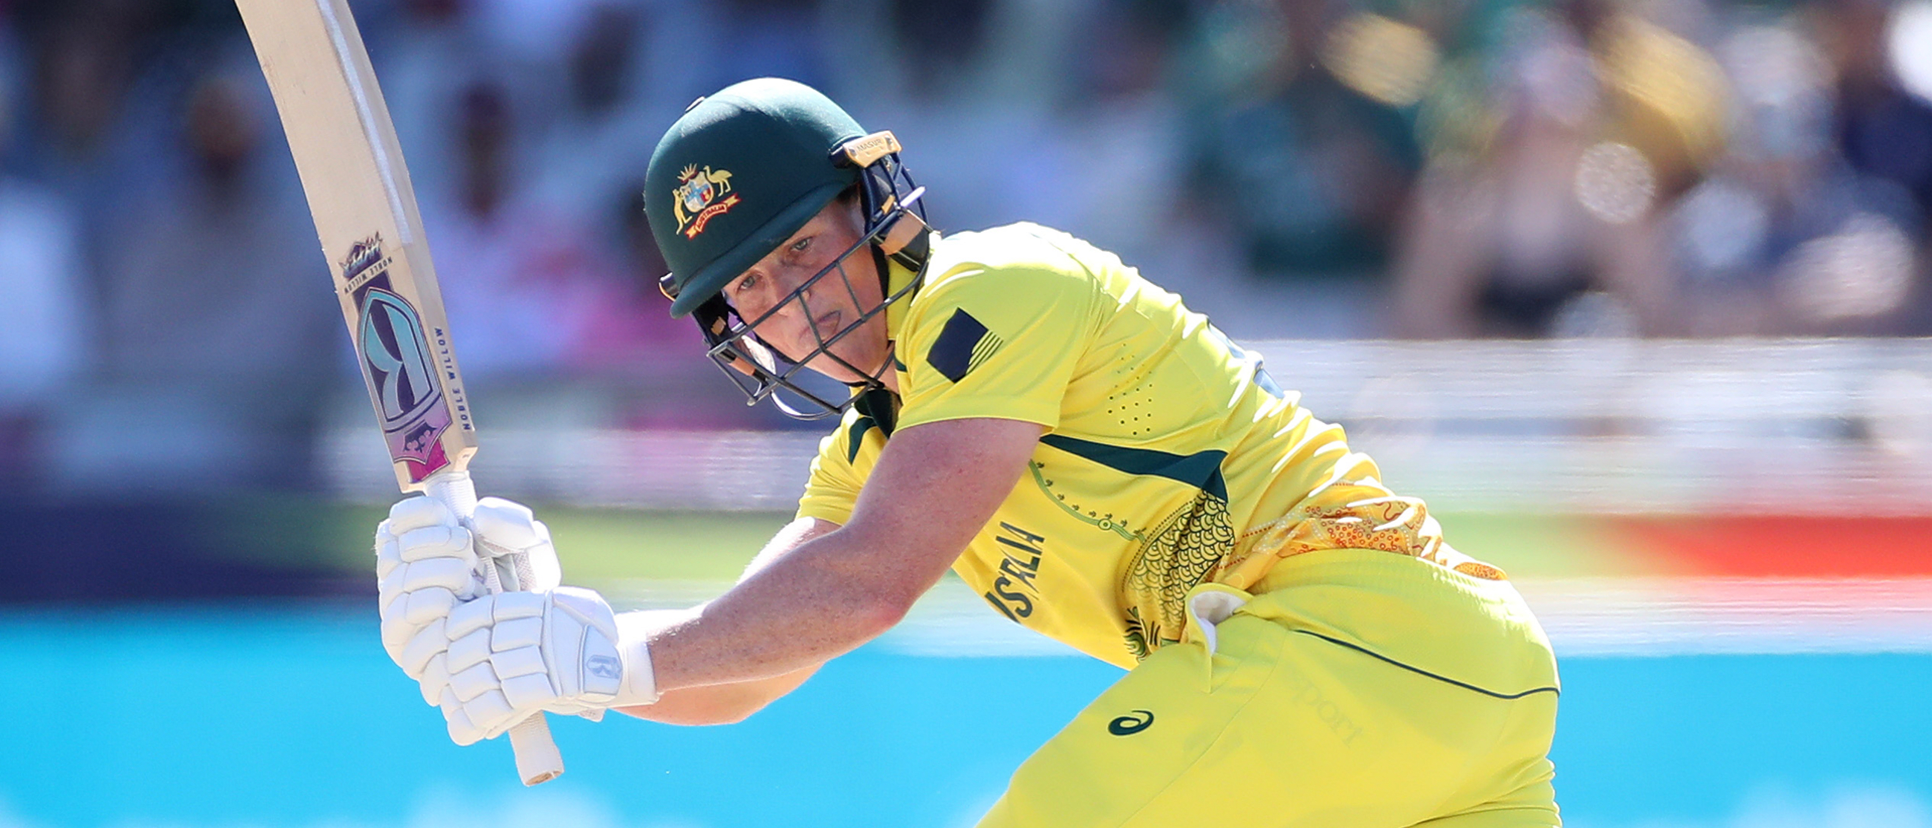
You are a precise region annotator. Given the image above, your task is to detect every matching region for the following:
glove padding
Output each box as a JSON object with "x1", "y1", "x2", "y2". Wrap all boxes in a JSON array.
[
  {"x1": 375, "y1": 497, "x2": 482, "y2": 677},
  {"x1": 470, "y1": 497, "x2": 562, "y2": 593},
  {"x1": 411, "y1": 587, "x2": 659, "y2": 746},
  {"x1": 375, "y1": 496, "x2": 565, "y2": 680}
]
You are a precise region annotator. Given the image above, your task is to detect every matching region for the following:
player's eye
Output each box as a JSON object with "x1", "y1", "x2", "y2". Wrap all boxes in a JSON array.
[
  {"x1": 789, "y1": 237, "x2": 812, "y2": 254},
  {"x1": 734, "y1": 273, "x2": 759, "y2": 295}
]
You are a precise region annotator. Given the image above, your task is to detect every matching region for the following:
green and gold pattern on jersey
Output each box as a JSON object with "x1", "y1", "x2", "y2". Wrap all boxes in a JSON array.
[
  {"x1": 1034, "y1": 434, "x2": 1240, "y2": 662},
  {"x1": 1119, "y1": 487, "x2": 1236, "y2": 660},
  {"x1": 1028, "y1": 460, "x2": 1144, "y2": 543}
]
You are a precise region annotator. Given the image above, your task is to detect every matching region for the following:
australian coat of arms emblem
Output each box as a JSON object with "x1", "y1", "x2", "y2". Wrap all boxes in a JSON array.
[{"x1": 672, "y1": 164, "x2": 738, "y2": 238}]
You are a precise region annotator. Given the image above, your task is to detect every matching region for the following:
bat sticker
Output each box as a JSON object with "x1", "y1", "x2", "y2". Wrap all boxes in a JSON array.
[{"x1": 356, "y1": 283, "x2": 451, "y2": 482}]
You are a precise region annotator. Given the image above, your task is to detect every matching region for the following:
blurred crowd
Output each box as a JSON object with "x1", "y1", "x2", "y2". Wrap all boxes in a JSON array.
[{"x1": 2, "y1": 0, "x2": 1932, "y2": 494}]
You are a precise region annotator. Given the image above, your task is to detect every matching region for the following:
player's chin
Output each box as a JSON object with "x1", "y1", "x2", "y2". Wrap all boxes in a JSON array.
[
  {"x1": 800, "y1": 359, "x2": 866, "y2": 386},
  {"x1": 803, "y1": 346, "x2": 887, "y2": 385}
]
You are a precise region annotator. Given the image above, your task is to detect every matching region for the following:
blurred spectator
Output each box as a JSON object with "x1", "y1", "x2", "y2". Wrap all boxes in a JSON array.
[
  {"x1": 1389, "y1": 3, "x2": 1718, "y2": 338},
  {"x1": 83, "y1": 59, "x2": 339, "y2": 492},
  {"x1": 0, "y1": 22, "x2": 87, "y2": 491},
  {"x1": 564, "y1": 182, "x2": 689, "y2": 370},
  {"x1": 530, "y1": 3, "x2": 658, "y2": 226},
  {"x1": 15, "y1": 0, "x2": 199, "y2": 201},
  {"x1": 16, "y1": 2, "x2": 140, "y2": 183},
  {"x1": 376, "y1": 0, "x2": 496, "y2": 211},
  {"x1": 1031, "y1": 0, "x2": 1191, "y2": 269},
  {"x1": 1181, "y1": 0, "x2": 1424, "y2": 281},
  {"x1": 418, "y1": 80, "x2": 639, "y2": 375},
  {"x1": 1662, "y1": 12, "x2": 1919, "y2": 336},
  {"x1": 12, "y1": 0, "x2": 184, "y2": 308},
  {"x1": 850, "y1": 0, "x2": 1069, "y2": 238},
  {"x1": 2, "y1": 0, "x2": 1929, "y2": 471},
  {"x1": 1822, "y1": 0, "x2": 1932, "y2": 219},
  {"x1": 1811, "y1": 0, "x2": 1932, "y2": 332}
]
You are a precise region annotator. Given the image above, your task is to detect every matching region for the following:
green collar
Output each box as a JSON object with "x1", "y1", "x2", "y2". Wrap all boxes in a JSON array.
[{"x1": 851, "y1": 387, "x2": 900, "y2": 439}]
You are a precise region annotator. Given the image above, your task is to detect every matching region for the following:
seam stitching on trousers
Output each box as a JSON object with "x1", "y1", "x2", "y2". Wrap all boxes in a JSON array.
[{"x1": 1293, "y1": 630, "x2": 1561, "y2": 700}]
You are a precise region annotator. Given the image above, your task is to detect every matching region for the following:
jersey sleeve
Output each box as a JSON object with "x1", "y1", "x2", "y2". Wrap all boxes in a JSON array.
[
  {"x1": 896, "y1": 261, "x2": 1099, "y2": 432},
  {"x1": 795, "y1": 408, "x2": 884, "y2": 526}
]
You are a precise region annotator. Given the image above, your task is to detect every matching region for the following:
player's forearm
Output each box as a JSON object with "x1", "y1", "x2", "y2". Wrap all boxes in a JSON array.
[
  {"x1": 615, "y1": 665, "x2": 817, "y2": 725},
  {"x1": 645, "y1": 523, "x2": 926, "y2": 692},
  {"x1": 642, "y1": 420, "x2": 1041, "y2": 695}
]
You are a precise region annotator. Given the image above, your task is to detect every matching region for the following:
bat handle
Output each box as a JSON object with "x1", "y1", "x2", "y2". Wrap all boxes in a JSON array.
[{"x1": 425, "y1": 470, "x2": 566, "y2": 786}]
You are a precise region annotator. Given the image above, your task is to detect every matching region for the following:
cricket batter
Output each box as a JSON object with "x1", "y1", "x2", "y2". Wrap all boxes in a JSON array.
[{"x1": 376, "y1": 78, "x2": 1561, "y2": 826}]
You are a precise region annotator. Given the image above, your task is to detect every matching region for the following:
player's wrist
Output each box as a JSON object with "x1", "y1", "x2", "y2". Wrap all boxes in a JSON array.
[
  {"x1": 612, "y1": 613, "x2": 660, "y2": 707},
  {"x1": 607, "y1": 609, "x2": 690, "y2": 706}
]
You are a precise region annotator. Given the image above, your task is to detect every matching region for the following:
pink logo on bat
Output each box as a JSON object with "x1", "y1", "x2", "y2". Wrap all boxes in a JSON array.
[{"x1": 397, "y1": 416, "x2": 451, "y2": 482}]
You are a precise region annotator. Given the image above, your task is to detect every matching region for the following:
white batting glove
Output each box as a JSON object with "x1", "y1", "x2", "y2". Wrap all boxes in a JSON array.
[
  {"x1": 408, "y1": 587, "x2": 660, "y2": 746},
  {"x1": 375, "y1": 497, "x2": 483, "y2": 678},
  {"x1": 375, "y1": 496, "x2": 567, "y2": 679},
  {"x1": 469, "y1": 497, "x2": 562, "y2": 593}
]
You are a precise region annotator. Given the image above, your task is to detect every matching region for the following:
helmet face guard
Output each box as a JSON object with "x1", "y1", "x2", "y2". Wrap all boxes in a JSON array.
[{"x1": 681, "y1": 132, "x2": 928, "y2": 419}]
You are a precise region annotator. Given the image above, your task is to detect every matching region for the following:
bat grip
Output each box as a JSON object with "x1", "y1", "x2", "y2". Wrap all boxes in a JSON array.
[{"x1": 425, "y1": 470, "x2": 566, "y2": 786}]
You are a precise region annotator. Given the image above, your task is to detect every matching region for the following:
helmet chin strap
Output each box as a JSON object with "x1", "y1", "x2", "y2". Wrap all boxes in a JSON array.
[
  {"x1": 866, "y1": 210, "x2": 928, "y2": 393},
  {"x1": 881, "y1": 211, "x2": 930, "y2": 270}
]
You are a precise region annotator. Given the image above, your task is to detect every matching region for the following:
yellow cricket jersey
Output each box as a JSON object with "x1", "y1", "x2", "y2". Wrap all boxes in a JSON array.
[{"x1": 796, "y1": 223, "x2": 1501, "y2": 669}]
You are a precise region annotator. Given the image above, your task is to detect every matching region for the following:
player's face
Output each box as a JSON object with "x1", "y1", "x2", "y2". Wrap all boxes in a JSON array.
[{"x1": 722, "y1": 198, "x2": 891, "y2": 386}]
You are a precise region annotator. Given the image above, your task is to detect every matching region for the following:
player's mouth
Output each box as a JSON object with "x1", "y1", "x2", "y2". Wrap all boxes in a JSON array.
[{"x1": 813, "y1": 310, "x2": 843, "y2": 340}]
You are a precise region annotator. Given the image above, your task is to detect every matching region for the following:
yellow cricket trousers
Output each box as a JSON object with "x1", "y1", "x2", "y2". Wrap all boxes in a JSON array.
[{"x1": 977, "y1": 547, "x2": 1561, "y2": 827}]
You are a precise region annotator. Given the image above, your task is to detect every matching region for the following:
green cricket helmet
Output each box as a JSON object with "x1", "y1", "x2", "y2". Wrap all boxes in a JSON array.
[{"x1": 644, "y1": 78, "x2": 929, "y2": 419}]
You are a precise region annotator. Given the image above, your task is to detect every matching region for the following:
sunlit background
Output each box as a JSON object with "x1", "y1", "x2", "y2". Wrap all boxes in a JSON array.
[{"x1": 0, "y1": 0, "x2": 1929, "y2": 825}]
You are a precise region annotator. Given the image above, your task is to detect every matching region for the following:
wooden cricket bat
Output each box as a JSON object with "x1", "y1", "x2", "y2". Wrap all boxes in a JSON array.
[{"x1": 234, "y1": 0, "x2": 564, "y2": 785}]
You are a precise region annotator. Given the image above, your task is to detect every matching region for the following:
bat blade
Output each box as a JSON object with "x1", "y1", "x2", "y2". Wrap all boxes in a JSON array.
[
  {"x1": 236, "y1": 0, "x2": 562, "y2": 785},
  {"x1": 236, "y1": 0, "x2": 472, "y2": 491}
]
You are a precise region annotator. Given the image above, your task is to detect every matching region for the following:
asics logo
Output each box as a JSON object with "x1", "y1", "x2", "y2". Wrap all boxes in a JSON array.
[{"x1": 1107, "y1": 710, "x2": 1154, "y2": 736}]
